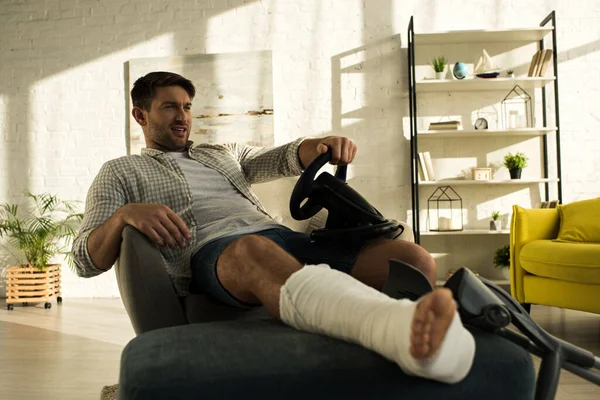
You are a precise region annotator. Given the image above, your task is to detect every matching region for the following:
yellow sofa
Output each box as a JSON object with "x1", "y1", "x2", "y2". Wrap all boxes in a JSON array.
[{"x1": 510, "y1": 205, "x2": 600, "y2": 314}]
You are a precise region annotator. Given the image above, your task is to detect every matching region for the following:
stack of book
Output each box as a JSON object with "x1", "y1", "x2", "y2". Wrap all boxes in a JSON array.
[
  {"x1": 428, "y1": 120, "x2": 461, "y2": 131},
  {"x1": 540, "y1": 200, "x2": 559, "y2": 209},
  {"x1": 417, "y1": 151, "x2": 436, "y2": 181},
  {"x1": 527, "y1": 49, "x2": 553, "y2": 77}
]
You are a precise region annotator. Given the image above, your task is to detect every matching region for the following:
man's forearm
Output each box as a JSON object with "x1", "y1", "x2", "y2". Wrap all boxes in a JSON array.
[
  {"x1": 86, "y1": 207, "x2": 128, "y2": 271},
  {"x1": 298, "y1": 138, "x2": 322, "y2": 169}
]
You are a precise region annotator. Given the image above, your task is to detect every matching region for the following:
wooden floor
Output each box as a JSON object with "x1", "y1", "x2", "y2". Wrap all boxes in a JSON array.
[
  {"x1": 0, "y1": 299, "x2": 598, "y2": 400},
  {"x1": 0, "y1": 299, "x2": 134, "y2": 400}
]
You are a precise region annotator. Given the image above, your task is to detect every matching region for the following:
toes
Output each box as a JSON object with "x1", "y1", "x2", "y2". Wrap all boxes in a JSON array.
[
  {"x1": 411, "y1": 323, "x2": 432, "y2": 358},
  {"x1": 414, "y1": 306, "x2": 434, "y2": 325},
  {"x1": 411, "y1": 289, "x2": 457, "y2": 359},
  {"x1": 410, "y1": 342, "x2": 431, "y2": 358},
  {"x1": 411, "y1": 331, "x2": 429, "y2": 345},
  {"x1": 412, "y1": 321, "x2": 428, "y2": 333}
]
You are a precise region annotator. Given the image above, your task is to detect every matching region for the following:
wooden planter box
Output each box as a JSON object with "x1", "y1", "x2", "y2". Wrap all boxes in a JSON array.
[{"x1": 6, "y1": 264, "x2": 62, "y2": 310}]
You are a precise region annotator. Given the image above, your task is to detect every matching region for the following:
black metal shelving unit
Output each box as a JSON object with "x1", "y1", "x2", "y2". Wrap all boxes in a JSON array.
[
  {"x1": 407, "y1": 11, "x2": 562, "y2": 245},
  {"x1": 540, "y1": 11, "x2": 562, "y2": 206}
]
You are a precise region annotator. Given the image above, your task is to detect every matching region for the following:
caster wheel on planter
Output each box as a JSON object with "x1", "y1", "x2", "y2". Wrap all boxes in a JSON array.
[
  {"x1": 7, "y1": 304, "x2": 14, "y2": 311},
  {"x1": 44, "y1": 302, "x2": 51, "y2": 309},
  {"x1": 57, "y1": 296, "x2": 63, "y2": 304}
]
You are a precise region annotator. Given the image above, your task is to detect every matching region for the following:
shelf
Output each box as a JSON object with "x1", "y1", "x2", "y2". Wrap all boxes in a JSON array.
[
  {"x1": 408, "y1": 12, "x2": 562, "y2": 259},
  {"x1": 418, "y1": 127, "x2": 557, "y2": 138},
  {"x1": 419, "y1": 178, "x2": 558, "y2": 186},
  {"x1": 415, "y1": 27, "x2": 552, "y2": 44},
  {"x1": 421, "y1": 229, "x2": 510, "y2": 236},
  {"x1": 416, "y1": 77, "x2": 555, "y2": 92}
]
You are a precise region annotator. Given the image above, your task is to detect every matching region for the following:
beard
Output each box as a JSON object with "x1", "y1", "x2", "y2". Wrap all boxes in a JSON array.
[{"x1": 146, "y1": 119, "x2": 189, "y2": 152}]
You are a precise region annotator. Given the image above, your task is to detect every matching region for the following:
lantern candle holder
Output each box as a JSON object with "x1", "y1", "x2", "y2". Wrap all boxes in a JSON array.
[
  {"x1": 502, "y1": 85, "x2": 532, "y2": 129},
  {"x1": 427, "y1": 186, "x2": 464, "y2": 231}
]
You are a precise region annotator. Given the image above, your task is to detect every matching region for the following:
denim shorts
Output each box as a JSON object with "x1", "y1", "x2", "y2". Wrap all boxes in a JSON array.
[{"x1": 190, "y1": 227, "x2": 368, "y2": 309}]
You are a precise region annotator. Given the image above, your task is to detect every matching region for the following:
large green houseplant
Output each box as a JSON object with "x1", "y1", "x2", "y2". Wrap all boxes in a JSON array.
[{"x1": 0, "y1": 192, "x2": 83, "y2": 271}]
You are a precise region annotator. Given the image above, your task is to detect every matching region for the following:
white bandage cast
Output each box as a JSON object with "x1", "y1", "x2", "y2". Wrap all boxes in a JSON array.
[{"x1": 279, "y1": 264, "x2": 475, "y2": 384}]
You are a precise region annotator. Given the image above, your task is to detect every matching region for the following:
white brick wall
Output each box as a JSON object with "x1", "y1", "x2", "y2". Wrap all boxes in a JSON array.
[{"x1": 0, "y1": 0, "x2": 598, "y2": 297}]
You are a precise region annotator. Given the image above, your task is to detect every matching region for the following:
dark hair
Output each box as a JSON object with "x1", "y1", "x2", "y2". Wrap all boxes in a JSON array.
[{"x1": 131, "y1": 71, "x2": 196, "y2": 111}]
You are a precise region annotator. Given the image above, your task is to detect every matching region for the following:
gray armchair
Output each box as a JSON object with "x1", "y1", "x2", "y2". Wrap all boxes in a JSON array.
[
  {"x1": 115, "y1": 225, "x2": 270, "y2": 335},
  {"x1": 116, "y1": 223, "x2": 536, "y2": 400}
]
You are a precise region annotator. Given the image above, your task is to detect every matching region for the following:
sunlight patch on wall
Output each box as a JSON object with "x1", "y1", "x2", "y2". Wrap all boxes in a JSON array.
[
  {"x1": 339, "y1": 49, "x2": 366, "y2": 123},
  {"x1": 28, "y1": 33, "x2": 176, "y2": 190},
  {"x1": 204, "y1": 1, "x2": 268, "y2": 51}
]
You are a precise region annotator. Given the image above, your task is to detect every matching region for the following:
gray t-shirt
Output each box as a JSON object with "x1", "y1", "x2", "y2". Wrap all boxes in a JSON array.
[{"x1": 166, "y1": 151, "x2": 284, "y2": 251}]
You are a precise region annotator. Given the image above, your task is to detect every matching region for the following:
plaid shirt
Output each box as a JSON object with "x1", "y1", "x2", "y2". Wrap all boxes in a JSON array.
[{"x1": 72, "y1": 137, "x2": 306, "y2": 296}]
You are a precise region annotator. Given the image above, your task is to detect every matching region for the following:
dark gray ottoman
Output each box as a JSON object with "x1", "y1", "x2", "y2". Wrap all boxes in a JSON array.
[{"x1": 118, "y1": 319, "x2": 535, "y2": 399}]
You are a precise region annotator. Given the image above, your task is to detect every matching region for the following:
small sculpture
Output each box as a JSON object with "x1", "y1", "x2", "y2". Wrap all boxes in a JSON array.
[{"x1": 453, "y1": 62, "x2": 469, "y2": 79}]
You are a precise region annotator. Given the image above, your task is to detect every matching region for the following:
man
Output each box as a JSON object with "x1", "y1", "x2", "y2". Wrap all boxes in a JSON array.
[{"x1": 72, "y1": 71, "x2": 475, "y2": 383}]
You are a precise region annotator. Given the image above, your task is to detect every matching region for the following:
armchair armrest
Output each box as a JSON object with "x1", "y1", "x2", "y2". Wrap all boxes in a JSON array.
[
  {"x1": 115, "y1": 225, "x2": 187, "y2": 335},
  {"x1": 510, "y1": 205, "x2": 560, "y2": 302},
  {"x1": 394, "y1": 221, "x2": 414, "y2": 243}
]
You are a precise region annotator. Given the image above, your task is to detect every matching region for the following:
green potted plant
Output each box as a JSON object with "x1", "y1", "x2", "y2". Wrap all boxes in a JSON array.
[
  {"x1": 507, "y1": 69, "x2": 515, "y2": 78},
  {"x1": 432, "y1": 56, "x2": 448, "y2": 80},
  {"x1": 503, "y1": 151, "x2": 528, "y2": 179},
  {"x1": 490, "y1": 211, "x2": 501, "y2": 231},
  {"x1": 493, "y1": 244, "x2": 510, "y2": 280},
  {"x1": 0, "y1": 192, "x2": 83, "y2": 310}
]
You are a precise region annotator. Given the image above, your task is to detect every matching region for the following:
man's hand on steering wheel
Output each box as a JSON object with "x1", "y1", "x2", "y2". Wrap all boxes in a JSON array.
[
  {"x1": 299, "y1": 136, "x2": 357, "y2": 169},
  {"x1": 316, "y1": 136, "x2": 357, "y2": 165}
]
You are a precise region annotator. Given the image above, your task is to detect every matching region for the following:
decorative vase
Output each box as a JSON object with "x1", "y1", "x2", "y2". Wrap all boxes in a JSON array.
[
  {"x1": 490, "y1": 220, "x2": 502, "y2": 231},
  {"x1": 509, "y1": 73, "x2": 515, "y2": 78},
  {"x1": 509, "y1": 168, "x2": 522, "y2": 179},
  {"x1": 501, "y1": 267, "x2": 510, "y2": 280},
  {"x1": 435, "y1": 71, "x2": 445, "y2": 80},
  {"x1": 453, "y1": 62, "x2": 468, "y2": 79}
]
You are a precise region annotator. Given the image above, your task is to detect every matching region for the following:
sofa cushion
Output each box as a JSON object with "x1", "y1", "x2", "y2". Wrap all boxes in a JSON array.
[
  {"x1": 118, "y1": 319, "x2": 535, "y2": 400},
  {"x1": 520, "y1": 240, "x2": 600, "y2": 284},
  {"x1": 557, "y1": 197, "x2": 600, "y2": 243}
]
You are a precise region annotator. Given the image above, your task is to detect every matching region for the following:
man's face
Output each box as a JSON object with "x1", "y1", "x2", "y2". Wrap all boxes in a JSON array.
[{"x1": 134, "y1": 85, "x2": 193, "y2": 152}]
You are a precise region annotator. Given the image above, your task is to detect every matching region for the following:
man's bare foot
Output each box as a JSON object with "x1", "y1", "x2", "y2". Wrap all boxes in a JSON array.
[{"x1": 410, "y1": 288, "x2": 456, "y2": 359}]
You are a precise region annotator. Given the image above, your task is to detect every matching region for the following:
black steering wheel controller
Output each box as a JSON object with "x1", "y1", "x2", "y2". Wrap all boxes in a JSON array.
[{"x1": 289, "y1": 150, "x2": 403, "y2": 243}]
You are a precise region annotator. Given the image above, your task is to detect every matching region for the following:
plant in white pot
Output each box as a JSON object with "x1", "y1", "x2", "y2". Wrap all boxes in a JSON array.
[
  {"x1": 490, "y1": 211, "x2": 502, "y2": 231},
  {"x1": 431, "y1": 56, "x2": 448, "y2": 80},
  {"x1": 0, "y1": 192, "x2": 83, "y2": 310},
  {"x1": 493, "y1": 244, "x2": 511, "y2": 280}
]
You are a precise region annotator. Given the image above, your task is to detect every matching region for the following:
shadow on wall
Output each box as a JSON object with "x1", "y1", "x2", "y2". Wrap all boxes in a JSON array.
[
  {"x1": 327, "y1": 0, "x2": 410, "y2": 220},
  {"x1": 0, "y1": 0, "x2": 263, "y2": 200},
  {"x1": 330, "y1": 34, "x2": 411, "y2": 222},
  {"x1": 1, "y1": 0, "x2": 269, "y2": 193},
  {"x1": 254, "y1": 33, "x2": 410, "y2": 225},
  {"x1": 0, "y1": 0, "x2": 260, "y2": 297}
]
